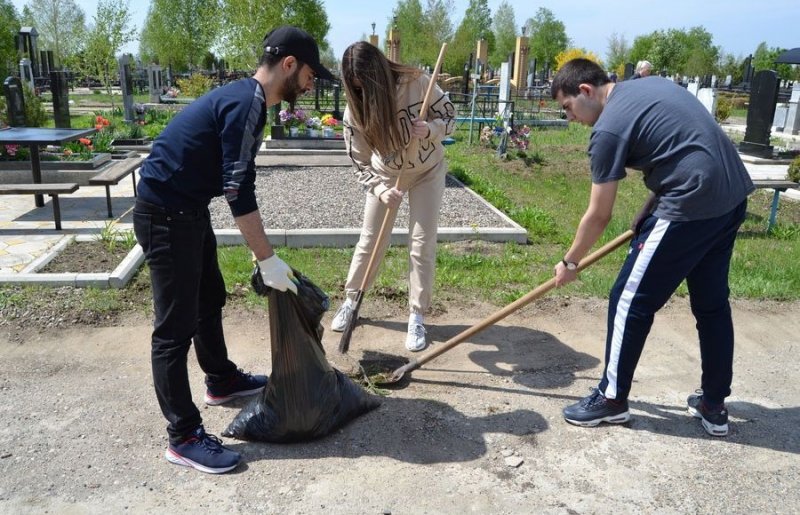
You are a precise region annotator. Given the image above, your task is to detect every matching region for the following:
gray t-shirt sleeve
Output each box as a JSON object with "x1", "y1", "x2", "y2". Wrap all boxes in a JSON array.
[{"x1": 588, "y1": 130, "x2": 629, "y2": 184}]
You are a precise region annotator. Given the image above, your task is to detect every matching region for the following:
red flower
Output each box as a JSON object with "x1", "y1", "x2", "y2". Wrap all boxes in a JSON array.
[
  {"x1": 79, "y1": 138, "x2": 92, "y2": 146},
  {"x1": 95, "y1": 124, "x2": 104, "y2": 131}
]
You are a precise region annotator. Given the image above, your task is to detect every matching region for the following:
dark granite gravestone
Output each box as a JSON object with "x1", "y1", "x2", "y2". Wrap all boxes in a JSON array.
[
  {"x1": 332, "y1": 81, "x2": 342, "y2": 120},
  {"x1": 3, "y1": 76, "x2": 26, "y2": 126},
  {"x1": 739, "y1": 70, "x2": 779, "y2": 158},
  {"x1": 18, "y1": 27, "x2": 39, "y2": 79},
  {"x1": 118, "y1": 55, "x2": 135, "y2": 122},
  {"x1": 50, "y1": 71, "x2": 71, "y2": 128},
  {"x1": 623, "y1": 62, "x2": 634, "y2": 80},
  {"x1": 742, "y1": 55, "x2": 753, "y2": 88},
  {"x1": 147, "y1": 65, "x2": 162, "y2": 103}
]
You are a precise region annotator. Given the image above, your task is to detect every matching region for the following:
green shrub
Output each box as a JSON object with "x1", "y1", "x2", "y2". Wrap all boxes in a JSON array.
[
  {"x1": 23, "y1": 85, "x2": 47, "y2": 127},
  {"x1": 715, "y1": 96, "x2": 733, "y2": 123},
  {"x1": 176, "y1": 74, "x2": 213, "y2": 99},
  {"x1": 0, "y1": 95, "x2": 6, "y2": 126},
  {"x1": 788, "y1": 156, "x2": 800, "y2": 183}
]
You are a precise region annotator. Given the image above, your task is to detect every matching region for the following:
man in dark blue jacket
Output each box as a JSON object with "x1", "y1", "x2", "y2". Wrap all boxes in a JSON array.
[{"x1": 133, "y1": 26, "x2": 334, "y2": 474}]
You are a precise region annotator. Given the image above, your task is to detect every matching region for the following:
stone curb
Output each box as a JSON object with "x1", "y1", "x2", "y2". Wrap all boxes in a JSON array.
[{"x1": 0, "y1": 235, "x2": 145, "y2": 289}]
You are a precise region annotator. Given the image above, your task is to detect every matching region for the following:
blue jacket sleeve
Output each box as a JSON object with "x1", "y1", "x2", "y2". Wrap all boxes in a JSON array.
[{"x1": 219, "y1": 90, "x2": 264, "y2": 217}]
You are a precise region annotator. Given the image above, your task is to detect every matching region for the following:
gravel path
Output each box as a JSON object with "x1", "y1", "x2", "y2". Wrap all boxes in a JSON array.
[{"x1": 209, "y1": 166, "x2": 514, "y2": 230}]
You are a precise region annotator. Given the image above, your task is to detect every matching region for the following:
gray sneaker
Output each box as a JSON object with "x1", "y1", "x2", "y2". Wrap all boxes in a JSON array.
[{"x1": 687, "y1": 390, "x2": 729, "y2": 436}]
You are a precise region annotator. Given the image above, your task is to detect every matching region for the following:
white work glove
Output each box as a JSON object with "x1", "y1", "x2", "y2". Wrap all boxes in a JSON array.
[{"x1": 257, "y1": 254, "x2": 298, "y2": 294}]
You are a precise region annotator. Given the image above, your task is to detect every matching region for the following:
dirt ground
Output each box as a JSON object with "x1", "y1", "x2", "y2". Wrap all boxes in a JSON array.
[{"x1": 0, "y1": 296, "x2": 798, "y2": 514}]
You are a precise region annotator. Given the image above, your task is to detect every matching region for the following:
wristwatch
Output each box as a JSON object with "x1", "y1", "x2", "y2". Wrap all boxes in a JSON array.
[{"x1": 561, "y1": 259, "x2": 578, "y2": 271}]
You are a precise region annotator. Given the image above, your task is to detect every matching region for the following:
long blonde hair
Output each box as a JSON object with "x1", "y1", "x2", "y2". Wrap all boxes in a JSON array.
[{"x1": 342, "y1": 41, "x2": 421, "y2": 158}]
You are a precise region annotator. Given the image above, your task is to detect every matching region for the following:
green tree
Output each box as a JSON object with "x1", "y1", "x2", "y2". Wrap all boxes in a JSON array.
[
  {"x1": 752, "y1": 42, "x2": 794, "y2": 81},
  {"x1": 388, "y1": 0, "x2": 452, "y2": 68},
  {"x1": 18, "y1": 0, "x2": 86, "y2": 69},
  {"x1": 218, "y1": 0, "x2": 329, "y2": 70},
  {"x1": 390, "y1": 0, "x2": 426, "y2": 66},
  {"x1": 0, "y1": 0, "x2": 19, "y2": 78},
  {"x1": 717, "y1": 53, "x2": 743, "y2": 85},
  {"x1": 138, "y1": 0, "x2": 219, "y2": 72},
  {"x1": 81, "y1": 0, "x2": 136, "y2": 104},
  {"x1": 489, "y1": 1, "x2": 515, "y2": 68},
  {"x1": 523, "y1": 7, "x2": 569, "y2": 74},
  {"x1": 448, "y1": 0, "x2": 492, "y2": 75},
  {"x1": 630, "y1": 26, "x2": 719, "y2": 77},
  {"x1": 424, "y1": 0, "x2": 454, "y2": 64},
  {"x1": 605, "y1": 32, "x2": 629, "y2": 72}
]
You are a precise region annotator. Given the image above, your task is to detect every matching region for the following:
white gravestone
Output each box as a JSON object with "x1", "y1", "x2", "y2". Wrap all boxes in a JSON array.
[
  {"x1": 697, "y1": 88, "x2": 717, "y2": 117},
  {"x1": 687, "y1": 82, "x2": 700, "y2": 97},
  {"x1": 784, "y1": 83, "x2": 800, "y2": 135},
  {"x1": 498, "y1": 62, "x2": 511, "y2": 121}
]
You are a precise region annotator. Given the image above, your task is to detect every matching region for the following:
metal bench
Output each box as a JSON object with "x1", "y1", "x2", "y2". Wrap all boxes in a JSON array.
[
  {"x1": 89, "y1": 157, "x2": 143, "y2": 217},
  {"x1": 751, "y1": 179, "x2": 800, "y2": 231},
  {"x1": 0, "y1": 183, "x2": 80, "y2": 230}
]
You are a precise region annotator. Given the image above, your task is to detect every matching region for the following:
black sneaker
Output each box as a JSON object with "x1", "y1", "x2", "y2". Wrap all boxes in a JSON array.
[
  {"x1": 204, "y1": 369, "x2": 268, "y2": 406},
  {"x1": 563, "y1": 388, "x2": 631, "y2": 427},
  {"x1": 165, "y1": 426, "x2": 241, "y2": 474},
  {"x1": 687, "y1": 390, "x2": 729, "y2": 436}
]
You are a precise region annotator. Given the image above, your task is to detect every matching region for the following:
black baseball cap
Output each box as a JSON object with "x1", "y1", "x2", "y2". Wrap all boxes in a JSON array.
[{"x1": 263, "y1": 26, "x2": 335, "y2": 81}]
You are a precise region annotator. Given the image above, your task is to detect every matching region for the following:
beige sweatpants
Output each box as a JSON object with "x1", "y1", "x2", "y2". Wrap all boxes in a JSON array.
[{"x1": 344, "y1": 160, "x2": 447, "y2": 314}]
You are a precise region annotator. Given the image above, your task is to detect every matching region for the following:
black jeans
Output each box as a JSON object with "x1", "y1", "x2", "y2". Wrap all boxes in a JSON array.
[{"x1": 133, "y1": 200, "x2": 237, "y2": 444}]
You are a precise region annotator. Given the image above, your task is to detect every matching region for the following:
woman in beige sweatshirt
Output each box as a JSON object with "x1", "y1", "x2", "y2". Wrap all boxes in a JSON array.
[{"x1": 331, "y1": 41, "x2": 456, "y2": 351}]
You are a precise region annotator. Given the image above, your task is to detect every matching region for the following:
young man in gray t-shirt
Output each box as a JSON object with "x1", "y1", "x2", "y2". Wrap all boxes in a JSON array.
[{"x1": 550, "y1": 58, "x2": 753, "y2": 437}]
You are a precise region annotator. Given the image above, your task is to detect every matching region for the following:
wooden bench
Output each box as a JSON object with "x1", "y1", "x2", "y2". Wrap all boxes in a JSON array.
[
  {"x1": 89, "y1": 157, "x2": 143, "y2": 217},
  {"x1": 752, "y1": 179, "x2": 800, "y2": 231},
  {"x1": 0, "y1": 183, "x2": 79, "y2": 230}
]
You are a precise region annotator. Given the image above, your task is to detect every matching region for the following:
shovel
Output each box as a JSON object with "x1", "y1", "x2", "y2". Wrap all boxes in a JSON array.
[
  {"x1": 338, "y1": 43, "x2": 448, "y2": 353},
  {"x1": 381, "y1": 230, "x2": 635, "y2": 384}
]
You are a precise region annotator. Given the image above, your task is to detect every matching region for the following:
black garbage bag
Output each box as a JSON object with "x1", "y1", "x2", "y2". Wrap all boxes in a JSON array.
[{"x1": 223, "y1": 266, "x2": 381, "y2": 442}]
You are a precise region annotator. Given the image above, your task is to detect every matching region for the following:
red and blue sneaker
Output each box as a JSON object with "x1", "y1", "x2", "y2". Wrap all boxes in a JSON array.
[
  {"x1": 165, "y1": 426, "x2": 240, "y2": 474},
  {"x1": 204, "y1": 369, "x2": 268, "y2": 406}
]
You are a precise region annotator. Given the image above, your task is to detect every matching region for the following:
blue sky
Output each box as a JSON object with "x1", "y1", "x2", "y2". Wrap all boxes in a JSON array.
[{"x1": 10, "y1": 0, "x2": 800, "y2": 62}]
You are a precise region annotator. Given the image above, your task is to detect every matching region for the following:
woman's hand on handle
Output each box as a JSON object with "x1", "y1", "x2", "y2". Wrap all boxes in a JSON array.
[
  {"x1": 411, "y1": 119, "x2": 431, "y2": 140},
  {"x1": 379, "y1": 187, "x2": 404, "y2": 209}
]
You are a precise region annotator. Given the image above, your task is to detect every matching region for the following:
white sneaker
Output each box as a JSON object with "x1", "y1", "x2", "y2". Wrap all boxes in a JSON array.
[
  {"x1": 331, "y1": 299, "x2": 355, "y2": 332},
  {"x1": 405, "y1": 322, "x2": 427, "y2": 352}
]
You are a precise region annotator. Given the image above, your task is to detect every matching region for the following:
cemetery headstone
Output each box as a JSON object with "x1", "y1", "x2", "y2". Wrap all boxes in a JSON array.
[
  {"x1": 498, "y1": 62, "x2": 511, "y2": 119},
  {"x1": 18, "y1": 27, "x2": 39, "y2": 79},
  {"x1": 3, "y1": 76, "x2": 26, "y2": 126},
  {"x1": 118, "y1": 55, "x2": 135, "y2": 122},
  {"x1": 724, "y1": 75, "x2": 732, "y2": 88},
  {"x1": 147, "y1": 65, "x2": 163, "y2": 103},
  {"x1": 697, "y1": 88, "x2": 717, "y2": 117},
  {"x1": 39, "y1": 50, "x2": 50, "y2": 77},
  {"x1": 19, "y1": 58, "x2": 34, "y2": 91},
  {"x1": 739, "y1": 70, "x2": 779, "y2": 158},
  {"x1": 742, "y1": 55, "x2": 753, "y2": 88},
  {"x1": 50, "y1": 70, "x2": 71, "y2": 128},
  {"x1": 332, "y1": 81, "x2": 342, "y2": 120},
  {"x1": 687, "y1": 82, "x2": 699, "y2": 97},
  {"x1": 623, "y1": 63, "x2": 634, "y2": 80},
  {"x1": 784, "y1": 83, "x2": 800, "y2": 135},
  {"x1": 773, "y1": 104, "x2": 788, "y2": 132}
]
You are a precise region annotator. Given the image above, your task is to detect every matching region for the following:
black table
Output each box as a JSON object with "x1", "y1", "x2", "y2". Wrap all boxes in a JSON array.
[{"x1": 0, "y1": 127, "x2": 96, "y2": 207}]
